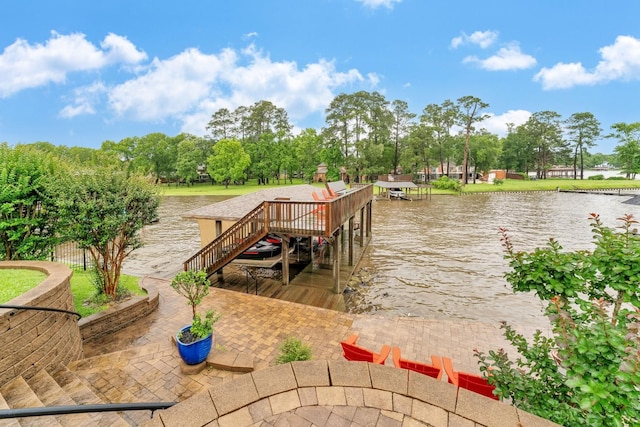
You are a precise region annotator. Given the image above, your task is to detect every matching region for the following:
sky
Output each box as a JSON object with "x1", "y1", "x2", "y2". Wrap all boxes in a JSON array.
[{"x1": 1, "y1": 1, "x2": 640, "y2": 154}]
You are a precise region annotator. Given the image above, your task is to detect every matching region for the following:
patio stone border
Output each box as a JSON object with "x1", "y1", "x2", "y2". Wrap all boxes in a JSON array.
[{"x1": 144, "y1": 360, "x2": 560, "y2": 427}]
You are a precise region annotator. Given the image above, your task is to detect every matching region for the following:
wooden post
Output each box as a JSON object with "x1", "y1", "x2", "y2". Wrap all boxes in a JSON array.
[
  {"x1": 348, "y1": 217, "x2": 354, "y2": 266},
  {"x1": 215, "y1": 220, "x2": 223, "y2": 280},
  {"x1": 359, "y1": 207, "x2": 364, "y2": 246},
  {"x1": 332, "y1": 231, "x2": 342, "y2": 294},
  {"x1": 282, "y1": 237, "x2": 290, "y2": 286}
]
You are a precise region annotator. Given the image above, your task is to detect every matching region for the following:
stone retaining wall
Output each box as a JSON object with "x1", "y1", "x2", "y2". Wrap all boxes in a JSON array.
[
  {"x1": 79, "y1": 276, "x2": 159, "y2": 342},
  {"x1": 0, "y1": 261, "x2": 84, "y2": 387},
  {"x1": 145, "y1": 360, "x2": 560, "y2": 427}
]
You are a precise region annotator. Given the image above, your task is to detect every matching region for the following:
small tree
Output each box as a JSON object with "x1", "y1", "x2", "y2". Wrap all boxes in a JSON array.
[
  {"x1": 49, "y1": 167, "x2": 159, "y2": 298},
  {"x1": 275, "y1": 336, "x2": 313, "y2": 365},
  {"x1": 476, "y1": 214, "x2": 640, "y2": 426},
  {"x1": 171, "y1": 270, "x2": 211, "y2": 318}
]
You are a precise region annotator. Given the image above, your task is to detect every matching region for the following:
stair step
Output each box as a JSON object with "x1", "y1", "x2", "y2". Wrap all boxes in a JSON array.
[
  {"x1": 0, "y1": 376, "x2": 62, "y2": 427},
  {"x1": 25, "y1": 370, "x2": 96, "y2": 427},
  {"x1": 0, "y1": 392, "x2": 21, "y2": 427},
  {"x1": 47, "y1": 366, "x2": 130, "y2": 427}
]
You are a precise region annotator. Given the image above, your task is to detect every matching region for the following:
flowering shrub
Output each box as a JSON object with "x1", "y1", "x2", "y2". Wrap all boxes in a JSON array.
[{"x1": 476, "y1": 214, "x2": 640, "y2": 426}]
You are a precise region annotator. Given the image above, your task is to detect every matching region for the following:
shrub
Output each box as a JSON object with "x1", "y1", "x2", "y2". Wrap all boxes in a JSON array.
[
  {"x1": 606, "y1": 176, "x2": 627, "y2": 180},
  {"x1": 493, "y1": 178, "x2": 504, "y2": 186},
  {"x1": 171, "y1": 270, "x2": 210, "y2": 318},
  {"x1": 476, "y1": 214, "x2": 640, "y2": 426},
  {"x1": 432, "y1": 176, "x2": 461, "y2": 192},
  {"x1": 275, "y1": 336, "x2": 313, "y2": 364},
  {"x1": 588, "y1": 174, "x2": 604, "y2": 180}
]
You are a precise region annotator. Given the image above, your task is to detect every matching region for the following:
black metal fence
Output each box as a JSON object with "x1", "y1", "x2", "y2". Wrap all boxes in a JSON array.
[{"x1": 50, "y1": 242, "x2": 91, "y2": 271}]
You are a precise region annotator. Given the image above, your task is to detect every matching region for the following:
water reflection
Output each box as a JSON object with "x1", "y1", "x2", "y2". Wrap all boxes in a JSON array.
[{"x1": 127, "y1": 191, "x2": 640, "y2": 330}]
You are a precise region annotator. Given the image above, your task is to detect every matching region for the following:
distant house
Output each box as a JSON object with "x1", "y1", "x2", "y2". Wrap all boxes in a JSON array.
[{"x1": 314, "y1": 163, "x2": 327, "y2": 182}]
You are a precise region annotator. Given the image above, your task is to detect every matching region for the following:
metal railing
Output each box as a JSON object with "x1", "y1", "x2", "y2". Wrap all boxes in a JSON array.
[
  {"x1": 0, "y1": 402, "x2": 175, "y2": 420},
  {"x1": 0, "y1": 304, "x2": 81, "y2": 320}
]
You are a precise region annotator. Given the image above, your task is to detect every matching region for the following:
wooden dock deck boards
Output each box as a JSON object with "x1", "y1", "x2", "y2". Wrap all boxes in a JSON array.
[{"x1": 210, "y1": 236, "x2": 370, "y2": 312}]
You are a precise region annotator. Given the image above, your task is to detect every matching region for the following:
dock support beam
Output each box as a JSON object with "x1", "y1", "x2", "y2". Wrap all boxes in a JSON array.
[
  {"x1": 282, "y1": 237, "x2": 290, "y2": 286},
  {"x1": 348, "y1": 217, "x2": 354, "y2": 266},
  {"x1": 332, "y1": 231, "x2": 342, "y2": 294}
]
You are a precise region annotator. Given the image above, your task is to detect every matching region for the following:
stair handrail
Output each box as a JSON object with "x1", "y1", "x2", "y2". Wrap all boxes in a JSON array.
[
  {"x1": 183, "y1": 202, "x2": 268, "y2": 273},
  {"x1": 0, "y1": 304, "x2": 81, "y2": 320},
  {"x1": 0, "y1": 402, "x2": 175, "y2": 420}
]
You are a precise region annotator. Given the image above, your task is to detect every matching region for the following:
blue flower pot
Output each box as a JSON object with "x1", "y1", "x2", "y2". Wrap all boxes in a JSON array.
[{"x1": 176, "y1": 325, "x2": 213, "y2": 365}]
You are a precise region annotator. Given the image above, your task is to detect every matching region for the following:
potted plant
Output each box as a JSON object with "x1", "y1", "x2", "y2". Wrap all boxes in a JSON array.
[{"x1": 171, "y1": 270, "x2": 221, "y2": 365}]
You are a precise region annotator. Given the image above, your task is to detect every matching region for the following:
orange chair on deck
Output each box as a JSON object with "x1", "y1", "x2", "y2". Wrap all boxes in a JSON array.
[
  {"x1": 327, "y1": 187, "x2": 339, "y2": 198},
  {"x1": 442, "y1": 357, "x2": 498, "y2": 400},
  {"x1": 392, "y1": 348, "x2": 442, "y2": 380},
  {"x1": 322, "y1": 189, "x2": 336, "y2": 200},
  {"x1": 311, "y1": 192, "x2": 326, "y2": 218},
  {"x1": 340, "y1": 334, "x2": 391, "y2": 365}
]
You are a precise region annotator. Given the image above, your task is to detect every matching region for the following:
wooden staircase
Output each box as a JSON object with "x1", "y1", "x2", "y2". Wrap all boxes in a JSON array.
[
  {"x1": 183, "y1": 203, "x2": 269, "y2": 276},
  {"x1": 0, "y1": 365, "x2": 131, "y2": 426}
]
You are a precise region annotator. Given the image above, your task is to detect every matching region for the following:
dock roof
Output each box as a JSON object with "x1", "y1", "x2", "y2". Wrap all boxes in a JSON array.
[
  {"x1": 182, "y1": 184, "x2": 322, "y2": 222},
  {"x1": 374, "y1": 180, "x2": 418, "y2": 189}
]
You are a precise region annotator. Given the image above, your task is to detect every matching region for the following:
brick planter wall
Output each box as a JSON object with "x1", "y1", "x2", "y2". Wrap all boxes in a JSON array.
[
  {"x1": 0, "y1": 261, "x2": 84, "y2": 387},
  {"x1": 79, "y1": 276, "x2": 159, "y2": 342}
]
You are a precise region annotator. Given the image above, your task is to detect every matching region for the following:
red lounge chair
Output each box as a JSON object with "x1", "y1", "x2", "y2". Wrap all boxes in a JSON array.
[
  {"x1": 311, "y1": 192, "x2": 326, "y2": 218},
  {"x1": 327, "y1": 187, "x2": 339, "y2": 198},
  {"x1": 322, "y1": 189, "x2": 336, "y2": 200},
  {"x1": 340, "y1": 334, "x2": 391, "y2": 365},
  {"x1": 392, "y1": 348, "x2": 443, "y2": 380},
  {"x1": 442, "y1": 357, "x2": 498, "y2": 400}
]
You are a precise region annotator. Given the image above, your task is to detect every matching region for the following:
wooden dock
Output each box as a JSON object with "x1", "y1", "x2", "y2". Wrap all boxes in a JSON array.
[{"x1": 210, "y1": 235, "x2": 370, "y2": 312}]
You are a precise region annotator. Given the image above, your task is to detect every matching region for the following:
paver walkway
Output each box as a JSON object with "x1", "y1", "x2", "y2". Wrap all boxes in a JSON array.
[{"x1": 76, "y1": 276, "x2": 550, "y2": 425}]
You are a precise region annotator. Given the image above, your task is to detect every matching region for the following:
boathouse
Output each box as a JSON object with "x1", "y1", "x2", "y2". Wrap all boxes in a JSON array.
[{"x1": 181, "y1": 183, "x2": 373, "y2": 295}]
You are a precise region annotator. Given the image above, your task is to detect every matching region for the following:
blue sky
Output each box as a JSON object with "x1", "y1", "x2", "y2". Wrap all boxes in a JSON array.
[{"x1": 1, "y1": 0, "x2": 640, "y2": 153}]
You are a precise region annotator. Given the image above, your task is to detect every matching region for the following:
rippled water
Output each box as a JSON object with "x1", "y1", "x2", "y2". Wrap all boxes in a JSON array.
[{"x1": 127, "y1": 191, "x2": 640, "y2": 329}]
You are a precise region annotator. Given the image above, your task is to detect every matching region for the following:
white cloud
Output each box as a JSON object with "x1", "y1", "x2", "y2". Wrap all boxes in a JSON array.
[
  {"x1": 355, "y1": 0, "x2": 401, "y2": 10},
  {"x1": 451, "y1": 30, "x2": 498, "y2": 49},
  {"x1": 107, "y1": 43, "x2": 372, "y2": 135},
  {"x1": 59, "y1": 82, "x2": 108, "y2": 118},
  {"x1": 480, "y1": 110, "x2": 531, "y2": 137},
  {"x1": 534, "y1": 35, "x2": 640, "y2": 90},
  {"x1": 463, "y1": 43, "x2": 537, "y2": 71},
  {"x1": 0, "y1": 31, "x2": 146, "y2": 98}
]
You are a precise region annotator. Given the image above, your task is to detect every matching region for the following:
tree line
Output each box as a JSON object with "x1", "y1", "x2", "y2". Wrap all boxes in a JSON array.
[{"x1": 5, "y1": 92, "x2": 640, "y2": 186}]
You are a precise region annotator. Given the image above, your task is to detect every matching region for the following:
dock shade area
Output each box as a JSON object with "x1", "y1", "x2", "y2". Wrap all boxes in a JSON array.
[
  {"x1": 374, "y1": 180, "x2": 419, "y2": 200},
  {"x1": 181, "y1": 183, "x2": 374, "y2": 295}
]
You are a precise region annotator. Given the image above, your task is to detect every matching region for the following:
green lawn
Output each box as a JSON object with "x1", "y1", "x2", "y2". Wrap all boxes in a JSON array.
[
  {"x1": 0, "y1": 269, "x2": 47, "y2": 303},
  {"x1": 71, "y1": 270, "x2": 145, "y2": 318},
  {"x1": 158, "y1": 177, "x2": 640, "y2": 197},
  {"x1": 461, "y1": 178, "x2": 640, "y2": 193},
  {"x1": 0, "y1": 268, "x2": 144, "y2": 317}
]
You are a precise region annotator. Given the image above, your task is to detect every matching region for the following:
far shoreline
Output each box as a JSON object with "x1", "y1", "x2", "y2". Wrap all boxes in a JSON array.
[{"x1": 158, "y1": 176, "x2": 640, "y2": 197}]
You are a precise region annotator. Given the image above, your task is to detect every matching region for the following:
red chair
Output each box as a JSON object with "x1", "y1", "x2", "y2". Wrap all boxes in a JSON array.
[
  {"x1": 327, "y1": 187, "x2": 339, "y2": 198},
  {"x1": 340, "y1": 334, "x2": 391, "y2": 365},
  {"x1": 392, "y1": 348, "x2": 443, "y2": 380},
  {"x1": 322, "y1": 189, "x2": 336, "y2": 200},
  {"x1": 442, "y1": 357, "x2": 498, "y2": 400},
  {"x1": 311, "y1": 192, "x2": 326, "y2": 218}
]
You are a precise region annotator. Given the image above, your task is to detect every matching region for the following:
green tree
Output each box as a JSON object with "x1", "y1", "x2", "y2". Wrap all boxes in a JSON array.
[
  {"x1": 524, "y1": 111, "x2": 565, "y2": 179},
  {"x1": 0, "y1": 144, "x2": 59, "y2": 260},
  {"x1": 419, "y1": 100, "x2": 458, "y2": 177},
  {"x1": 456, "y1": 96, "x2": 489, "y2": 185},
  {"x1": 390, "y1": 100, "x2": 416, "y2": 175},
  {"x1": 49, "y1": 167, "x2": 160, "y2": 298},
  {"x1": 477, "y1": 214, "x2": 640, "y2": 426},
  {"x1": 207, "y1": 139, "x2": 251, "y2": 188},
  {"x1": 468, "y1": 130, "x2": 501, "y2": 182},
  {"x1": 176, "y1": 136, "x2": 201, "y2": 186},
  {"x1": 610, "y1": 122, "x2": 640, "y2": 179},
  {"x1": 565, "y1": 112, "x2": 602, "y2": 179},
  {"x1": 292, "y1": 129, "x2": 323, "y2": 183}
]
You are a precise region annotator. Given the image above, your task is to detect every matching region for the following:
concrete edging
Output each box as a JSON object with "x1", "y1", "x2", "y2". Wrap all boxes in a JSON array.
[{"x1": 145, "y1": 360, "x2": 561, "y2": 427}]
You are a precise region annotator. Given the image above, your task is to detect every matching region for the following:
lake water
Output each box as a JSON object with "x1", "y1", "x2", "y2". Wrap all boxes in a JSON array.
[{"x1": 124, "y1": 189, "x2": 640, "y2": 331}]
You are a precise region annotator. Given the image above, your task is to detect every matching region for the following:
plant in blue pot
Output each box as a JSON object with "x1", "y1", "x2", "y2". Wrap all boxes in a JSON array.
[{"x1": 171, "y1": 270, "x2": 221, "y2": 365}]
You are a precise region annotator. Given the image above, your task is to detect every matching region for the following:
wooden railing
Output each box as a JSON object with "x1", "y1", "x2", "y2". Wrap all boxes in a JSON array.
[
  {"x1": 183, "y1": 204, "x2": 268, "y2": 275},
  {"x1": 183, "y1": 184, "x2": 373, "y2": 275}
]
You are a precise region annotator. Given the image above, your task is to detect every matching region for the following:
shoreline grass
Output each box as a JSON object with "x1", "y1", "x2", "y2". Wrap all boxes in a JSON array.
[{"x1": 157, "y1": 177, "x2": 640, "y2": 197}]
